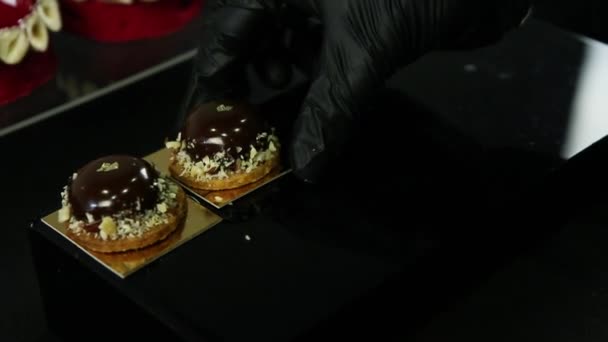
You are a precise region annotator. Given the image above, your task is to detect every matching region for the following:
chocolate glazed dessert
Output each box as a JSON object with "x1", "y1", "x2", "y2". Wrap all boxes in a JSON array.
[
  {"x1": 166, "y1": 100, "x2": 281, "y2": 191},
  {"x1": 59, "y1": 155, "x2": 187, "y2": 253},
  {"x1": 68, "y1": 156, "x2": 159, "y2": 228}
]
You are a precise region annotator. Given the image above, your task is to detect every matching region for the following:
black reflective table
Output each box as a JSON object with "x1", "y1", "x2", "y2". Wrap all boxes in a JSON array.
[
  {"x1": 415, "y1": 138, "x2": 608, "y2": 342},
  {"x1": 17, "y1": 18, "x2": 608, "y2": 341}
]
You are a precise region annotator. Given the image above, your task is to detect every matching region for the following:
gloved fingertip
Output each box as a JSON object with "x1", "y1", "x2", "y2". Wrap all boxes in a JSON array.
[
  {"x1": 289, "y1": 131, "x2": 328, "y2": 184},
  {"x1": 291, "y1": 156, "x2": 326, "y2": 185}
]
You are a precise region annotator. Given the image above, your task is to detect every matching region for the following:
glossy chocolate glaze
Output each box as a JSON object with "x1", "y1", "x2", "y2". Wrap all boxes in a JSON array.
[
  {"x1": 68, "y1": 155, "x2": 160, "y2": 221},
  {"x1": 182, "y1": 100, "x2": 269, "y2": 161}
]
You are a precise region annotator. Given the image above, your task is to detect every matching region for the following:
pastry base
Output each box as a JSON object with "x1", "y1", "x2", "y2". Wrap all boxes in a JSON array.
[
  {"x1": 169, "y1": 152, "x2": 280, "y2": 191},
  {"x1": 88, "y1": 221, "x2": 185, "y2": 268},
  {"x1": 66, "y1": 188, "x2": 187, "y2": 253}
]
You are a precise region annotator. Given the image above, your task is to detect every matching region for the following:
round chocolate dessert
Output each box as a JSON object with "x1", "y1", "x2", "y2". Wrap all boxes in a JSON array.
[
  {"x1": 166, "y1": 100, "x2": 280, "y2": 190},
  {"x1": 58, "y1": 155, "x2": 187, "y2": 253}
]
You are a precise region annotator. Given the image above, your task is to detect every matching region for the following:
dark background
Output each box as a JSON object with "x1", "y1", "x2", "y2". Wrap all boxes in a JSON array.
[
  {"x1": 534, "y1": 0, "x2": 608, "y2": 44},
  {"x1": 4, "y1": 2, "x2": 608, "y2": 341}
]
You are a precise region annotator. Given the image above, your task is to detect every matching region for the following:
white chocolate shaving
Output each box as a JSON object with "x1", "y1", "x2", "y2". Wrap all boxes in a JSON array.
[
  {"x1": 85, "y1": 213, "x2": 95, "y2": 223},
  {"x1": 173, "y1": 132, "x2": 280, "y2": 181}
]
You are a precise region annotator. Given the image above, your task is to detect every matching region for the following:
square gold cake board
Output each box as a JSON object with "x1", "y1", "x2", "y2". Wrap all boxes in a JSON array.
[
  {"x1": 39, "y1": 150, "x2": 224, "y2": 279},
  {"x1": 41, "y1": 198, "x2": 222, "y2": 279},
  {"x1": 145, "y1": 148, "x2": 291, "y2": 209}
]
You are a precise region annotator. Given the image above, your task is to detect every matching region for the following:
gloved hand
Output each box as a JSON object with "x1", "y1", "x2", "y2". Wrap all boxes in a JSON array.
[{"x1": 184, "y1": 0, "x2": 532, "y2": 183}]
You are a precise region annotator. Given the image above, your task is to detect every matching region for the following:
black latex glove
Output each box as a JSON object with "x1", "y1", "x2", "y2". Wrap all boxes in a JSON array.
[{"x1": 183, "y1": 0, "x2": 532, "y2": 183}]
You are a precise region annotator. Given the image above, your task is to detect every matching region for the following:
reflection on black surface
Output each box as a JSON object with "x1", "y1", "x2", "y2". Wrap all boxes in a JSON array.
[
  {"x1": 389, "y1": 20, "x2": 608, "y2": 165},
  {"x1": 274, "y1": 87, "x2": 557, "y2": 244},
  {"x1": 0, "y1": 15, "x2": 203, "y2": 135},
  {"x1": 534, "y1": 0, "x2": 608, "y2": 44},
  {"x1": 255, "y1": 86, "x2": 564, "y2": 340}
]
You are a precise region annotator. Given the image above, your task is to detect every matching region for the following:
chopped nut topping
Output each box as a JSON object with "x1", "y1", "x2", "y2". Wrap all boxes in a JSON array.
[
  {"x1": 58, "y1": 206, "x2": 71, "y2": 223},
  {"x1": 99, "y1": 217, "x2": 117, "y2": 237}
]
